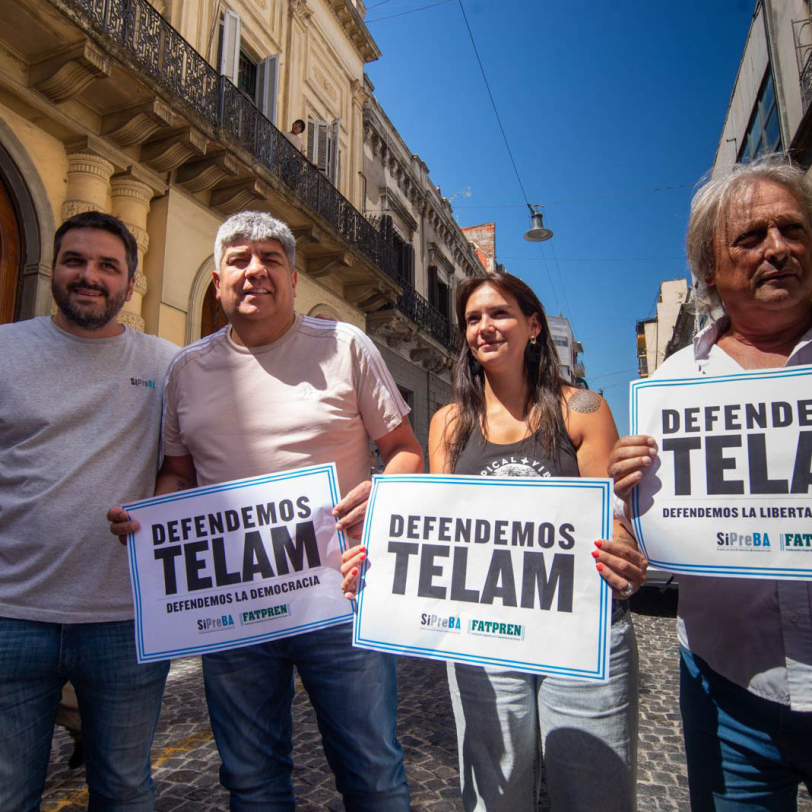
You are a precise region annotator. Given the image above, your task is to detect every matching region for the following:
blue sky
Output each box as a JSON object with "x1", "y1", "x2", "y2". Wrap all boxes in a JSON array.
[{"x1": 364, "y1": 0, "x2": 755, "y2": 434}]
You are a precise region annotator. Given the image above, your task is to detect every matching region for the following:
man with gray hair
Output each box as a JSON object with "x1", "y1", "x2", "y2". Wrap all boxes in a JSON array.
[
  {"x1": 610, "y1": 157, "x2": 812, "y2": 809},
  {"x1": 111, "y1": 210, "x2": 421, "y2": 810}
]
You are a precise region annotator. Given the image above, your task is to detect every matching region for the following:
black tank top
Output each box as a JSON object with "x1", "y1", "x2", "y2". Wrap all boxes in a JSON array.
[{"x1": 454, "y1": 424, "x2": 580, "y2": 479}]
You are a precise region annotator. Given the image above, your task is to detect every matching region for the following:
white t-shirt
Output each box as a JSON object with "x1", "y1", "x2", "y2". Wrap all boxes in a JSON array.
[{"x1": 163, "y1": 314, "x2": 409, "y2": 499}]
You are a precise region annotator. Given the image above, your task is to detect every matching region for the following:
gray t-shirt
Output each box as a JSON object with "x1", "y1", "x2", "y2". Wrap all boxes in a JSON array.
[{"x1": 0, "y1": 317, "x2": 177, "y2": 622}]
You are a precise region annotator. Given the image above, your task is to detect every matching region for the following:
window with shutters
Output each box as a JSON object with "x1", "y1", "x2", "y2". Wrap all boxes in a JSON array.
[
  {"x1": 388, "y1": 227, "x2": 414, "y2": 286},
  {"x1": 237, "y1": 51, "x2": 258, "y2": 99},
  {"x1": 218, "y1": 10, "x2": 279, "y2": 123},
  {"x1": 307, "y1": 118, "x2": 341, "y2": 185},
  {"x1": 428, "y1": 265, "x2": 450, "y2": 319}
]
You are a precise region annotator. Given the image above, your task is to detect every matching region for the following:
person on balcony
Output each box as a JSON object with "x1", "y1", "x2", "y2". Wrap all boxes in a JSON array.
[{"x1": 284, "y1": 118, "x2": 306, "y2": 154}]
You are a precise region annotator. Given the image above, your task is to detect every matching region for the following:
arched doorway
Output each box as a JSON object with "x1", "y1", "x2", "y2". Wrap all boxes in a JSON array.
[
  {"x1": 0, "y1": 121, "x2": 55, "y2": 321},
  {"x1": 200, "y1": 280, "x2": 228, "y2": 337},
  {"x1": 0, "y1": 173, "x2": 21, "y2": 324}
]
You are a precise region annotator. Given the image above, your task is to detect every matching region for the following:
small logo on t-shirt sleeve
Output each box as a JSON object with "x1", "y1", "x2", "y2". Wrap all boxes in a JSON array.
[{"x1": 130, "y1": 377, "x2": 156, "y2": 389}]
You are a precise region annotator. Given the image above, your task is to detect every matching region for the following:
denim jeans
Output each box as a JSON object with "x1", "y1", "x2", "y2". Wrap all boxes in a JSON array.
[
  {"x1": 447, "y1": 601, "x2": 638, "y2": 812},
  {"x1": 201, "y1": 621, "x2": 409, "y2": 811},
  {"x1": 0, "y1": 616, "x2": 169, "y2": 812},
  {"x1": 680, "y1": 645, "x2": 812, "y2": 811}
]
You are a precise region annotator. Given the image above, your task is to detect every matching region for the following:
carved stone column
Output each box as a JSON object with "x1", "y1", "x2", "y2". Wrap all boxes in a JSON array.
[
  {"x1": 54, "y1": 151, "x2": 115, "y2": 317},
  {"x1": 62, "y1": 151, "x2": 114, "y2": 221},
  {"x1": 110, "y1": 174, "x2": 153, "y2": 332}
]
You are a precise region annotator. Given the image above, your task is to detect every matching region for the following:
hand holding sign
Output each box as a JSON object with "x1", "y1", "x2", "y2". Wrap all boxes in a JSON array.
[
  {"x1": 608, "y1": 436, "x2": 658, "y2": 502},
  {"x1": 628, "y1": 366, "x2": 812, "y2": 580},
  {"x1": 340, "y1": 544, "x2": 366, "y2": 600},
  {"x1": 108, "y1": 505, "x2": 138, "y2": 545}
]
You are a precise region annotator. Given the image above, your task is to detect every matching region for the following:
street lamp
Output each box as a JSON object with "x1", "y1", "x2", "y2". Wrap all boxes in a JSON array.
[{"x1": 523, "y1": 203, "x2": 553, "y2": 242}]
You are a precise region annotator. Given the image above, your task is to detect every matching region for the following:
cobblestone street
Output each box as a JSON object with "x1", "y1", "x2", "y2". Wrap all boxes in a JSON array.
[{"x1": 42, "y1": 593, "x2": 812, "y2": 811}]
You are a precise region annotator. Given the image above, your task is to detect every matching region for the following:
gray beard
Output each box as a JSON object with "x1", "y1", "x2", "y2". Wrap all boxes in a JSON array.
[{"x1": 51, "y1": 282, "x2": 127, "y2": 330}]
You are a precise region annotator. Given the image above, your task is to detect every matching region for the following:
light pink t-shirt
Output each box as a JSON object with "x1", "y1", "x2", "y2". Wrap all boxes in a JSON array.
[{"x1": 163, "y1": 314, "x2": 409, "y2": 497}]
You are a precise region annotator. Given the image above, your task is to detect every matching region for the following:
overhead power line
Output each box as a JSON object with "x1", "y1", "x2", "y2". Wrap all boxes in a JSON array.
[
  {"x1": 500, "y1": 255, "x2": 684, "y2": 263},
  {"x1": 451, "y1": 182, "x2": 696, "y2": 209},
  {"x1": 588, "y1": 367, "x2": 640, "y2": 381},
  {"x1": 455, "y1": 0, "x2": 530, "y2": 208},
  {"x1": 366, "y1": 0, "x2": 454, "y2": 23}
]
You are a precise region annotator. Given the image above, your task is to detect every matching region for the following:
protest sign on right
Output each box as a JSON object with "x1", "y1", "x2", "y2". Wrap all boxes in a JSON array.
[{"x1": 629, "y1": 365, "x2": 812, "y2": 580}]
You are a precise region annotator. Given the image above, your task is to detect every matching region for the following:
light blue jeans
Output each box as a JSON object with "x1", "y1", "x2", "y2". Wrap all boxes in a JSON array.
[
  {"x1": 448, "y1": 601, "x2": 638, "y2": 812},
  {"x1": 201, "y1": 622, "x2": 409, "y2": 811},
  {"x1": 0, "y1": 616, "x2": 169, "y2": 812}
]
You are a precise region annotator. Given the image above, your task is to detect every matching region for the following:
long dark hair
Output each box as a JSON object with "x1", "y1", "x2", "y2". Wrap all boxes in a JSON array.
[{"x1": 445, "y1": 273, "x2": 566, "y2": 472}]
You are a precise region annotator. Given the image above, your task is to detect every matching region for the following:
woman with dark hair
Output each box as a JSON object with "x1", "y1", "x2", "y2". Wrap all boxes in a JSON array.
[{"x1": 428, "y1": 273, "x2": 646, "y2": 812}]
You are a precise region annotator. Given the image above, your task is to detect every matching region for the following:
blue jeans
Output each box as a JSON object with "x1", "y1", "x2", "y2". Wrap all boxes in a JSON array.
[
  {"x1": 0, "y1": 616, "x2": 169, "y2": 812},
  {"x1": 201, "y1": 622, "x2": 409, "y2": 811},
  {"x1": 447, "y1": 601, "x2": 638, "y2": 812},
  {"x1": 680, "y1": 645, "x2": 812, "y2": 811}
]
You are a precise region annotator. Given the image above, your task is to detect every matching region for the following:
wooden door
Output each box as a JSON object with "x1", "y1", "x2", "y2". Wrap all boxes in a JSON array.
[
  {"x1": 0, "y1": 175, "x2": 20, "y2": 324},
  {"x1": 200, "y1": 280, "x2": 228, "y2": 337}
]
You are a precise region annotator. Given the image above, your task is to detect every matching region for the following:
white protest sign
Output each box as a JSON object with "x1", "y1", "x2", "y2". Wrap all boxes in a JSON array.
[
  {"x1": 123, "y1": 463, "x2": 352, "y2": 662},
  {"x1": 630, "y1": 365, "x2": 812, "y2": 579},
  {"x1": 354, "y1": 475, "x2": 612, "y2": 681}
]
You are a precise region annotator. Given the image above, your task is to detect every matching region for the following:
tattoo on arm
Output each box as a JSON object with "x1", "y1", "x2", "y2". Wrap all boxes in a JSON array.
[
  {"x1": 175, "y1": 479, "x2": 189, "y2": 492},
  {"x1": 568, "y1": 390, "x2": 601, "y2": 414}
]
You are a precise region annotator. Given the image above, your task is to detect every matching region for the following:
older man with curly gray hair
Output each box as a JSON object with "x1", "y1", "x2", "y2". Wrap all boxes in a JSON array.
[{"x1": 610, "y1": 156, "x2": 812, "y2": 810}]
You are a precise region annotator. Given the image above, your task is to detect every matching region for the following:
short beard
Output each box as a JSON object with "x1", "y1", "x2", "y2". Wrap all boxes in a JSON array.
[{"x1": 51, "y1": 281, "x2": 128, "y2": 330}]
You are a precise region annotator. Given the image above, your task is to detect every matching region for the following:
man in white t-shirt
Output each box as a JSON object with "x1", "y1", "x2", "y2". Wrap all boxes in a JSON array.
[
  {"x1": 610, "y1": 158, "x2": 812, "y2": 810},
  {"x1": 111, "y1": 211, "x2": 422, "y2": 811}
]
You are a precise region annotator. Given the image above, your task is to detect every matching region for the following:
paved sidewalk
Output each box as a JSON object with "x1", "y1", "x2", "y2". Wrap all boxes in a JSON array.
[{"x1": 41, "y1": 594, "x2": 812, "y2": 811}]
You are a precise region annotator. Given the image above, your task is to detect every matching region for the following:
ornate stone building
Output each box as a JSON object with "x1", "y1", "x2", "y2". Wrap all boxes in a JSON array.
[
  {"x1": 362, "y1": 86, "x2": 487, "y2": 448},
  {"x1": 0, "y1": 0, "x2": 404, "y2": 342}
]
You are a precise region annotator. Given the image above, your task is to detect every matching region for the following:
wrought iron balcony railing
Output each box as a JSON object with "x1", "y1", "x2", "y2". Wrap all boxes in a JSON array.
[
  {"x1": 382, "y1": 280, "x2": 462, "y2": 355},
  {"x1": 793, "y1": 17, "x2": 812, "y2": 112},
  {"x1": 60, "y1": 0, "x2": 399, "y2": 281}
]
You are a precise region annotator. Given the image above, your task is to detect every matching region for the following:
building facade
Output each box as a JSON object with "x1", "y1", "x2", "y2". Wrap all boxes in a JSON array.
[
  {"x1": 714, "y1": 0, "x2": 812, "y2": 173},
  {"x1": 546, "y1": 315, "x2": 586, "y2": 385},
  {"x1": 0, "y1": 0, "x2": 407, "y2": 345},
  {"x1": 362, "y1": 87, "x2": 487, "y2": 448},
  {"x1": 635, "y1": 278, "x2": 689, "y2": 378}
]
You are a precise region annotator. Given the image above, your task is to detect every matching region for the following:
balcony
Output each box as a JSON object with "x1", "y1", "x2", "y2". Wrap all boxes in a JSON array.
[
  {"x1": 46, "y1": 0, "x2": 399, "y2": 296},
  {"x1": 368, "y1": 279, "x2": 462, "y2": 372},
  {"x1": 793, "y1": 17, "x2": 812, "y2": 112}
]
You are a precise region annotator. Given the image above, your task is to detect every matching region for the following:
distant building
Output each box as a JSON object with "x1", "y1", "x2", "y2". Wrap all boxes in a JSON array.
[
  {"x1": 665, "y1": 286, "x2": 698, "y2": 359},
  {"x1": 547, "y1": 315, "x2": 586, "y2": 385},
  {"x1": 362, "y1": 88, "x2": 486, "y2": 448},
  {"x1": 714, "y1": 0, "x2": 812, "y2": 172},
  {"x1": 461, "y1": 223, "x2": 508, "y2": 275},
  {"x1": 635, "y1": 279, "x2": 689, "y2": 378}
]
